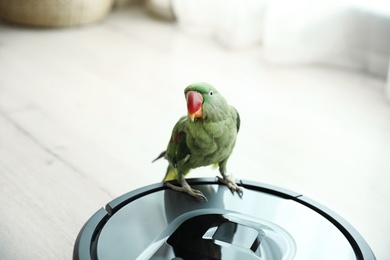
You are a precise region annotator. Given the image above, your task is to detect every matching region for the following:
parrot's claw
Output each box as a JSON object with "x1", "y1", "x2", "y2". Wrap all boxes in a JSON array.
[
  {"x1": 217, "y1": 175, "x2": 243, "y2": 197},
  {"x1": 166, "y1": 182, "x2": 208, "y2": 203}
]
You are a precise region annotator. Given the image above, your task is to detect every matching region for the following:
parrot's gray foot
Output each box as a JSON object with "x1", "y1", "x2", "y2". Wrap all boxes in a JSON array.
[
  {"x1": 217, "y1": 175, "x2": 243, "y2": 197},
  {"x1": 166, "y1": 182, "x2": 208, "y2": 203}
]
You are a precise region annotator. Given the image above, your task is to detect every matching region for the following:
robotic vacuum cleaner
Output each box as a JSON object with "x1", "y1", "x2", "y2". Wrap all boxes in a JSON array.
[{"x1": 73, "y1": 178, "x2": 375, "y2": 259}]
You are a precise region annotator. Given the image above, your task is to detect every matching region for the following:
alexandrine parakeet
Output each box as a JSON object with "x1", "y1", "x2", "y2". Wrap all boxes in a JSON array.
[{"x1": 153, "y1": 82, "x2": 242, "y2": 202}]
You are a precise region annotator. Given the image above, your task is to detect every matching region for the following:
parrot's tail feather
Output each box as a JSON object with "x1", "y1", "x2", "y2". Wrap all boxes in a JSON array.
[
  {"x1": 163, "y1": 166, "x2": 178, "y2": 181},
  {"x1": 152, "y1": 151, "x2": 166, "y2": 163}
]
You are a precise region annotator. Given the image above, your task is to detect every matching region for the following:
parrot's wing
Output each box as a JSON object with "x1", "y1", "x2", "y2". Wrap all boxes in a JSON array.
[
  {"x1": 166, "y1": 117, "x2": 191, "y2": 168},
  {"x1": 234, "y1": 107, "x2": 240, "y2": 133}
]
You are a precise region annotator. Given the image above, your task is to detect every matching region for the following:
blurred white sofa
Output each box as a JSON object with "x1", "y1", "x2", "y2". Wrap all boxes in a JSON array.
[
  {"x1": 262, "y1": 0, "x2": 390, "y2": 79},
  {"x1": 170, "y1": 0, "x2": 390, "y2": 98}
]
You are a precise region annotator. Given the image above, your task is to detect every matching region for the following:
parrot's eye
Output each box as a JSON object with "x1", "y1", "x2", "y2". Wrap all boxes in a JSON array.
[{"x1": 209, "y1": 91, "x2": 214, "y2": 96}]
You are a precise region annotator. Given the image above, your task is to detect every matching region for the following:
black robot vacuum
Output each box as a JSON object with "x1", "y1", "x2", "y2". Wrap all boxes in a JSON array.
[{"x1": 73, "y1": 178, "x2": 375, "y2": 259}]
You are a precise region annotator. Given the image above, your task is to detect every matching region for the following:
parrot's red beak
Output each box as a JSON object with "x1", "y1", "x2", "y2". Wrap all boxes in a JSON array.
[{"x1": 186, "y1": 91, "x2": 203, "y2": 121}]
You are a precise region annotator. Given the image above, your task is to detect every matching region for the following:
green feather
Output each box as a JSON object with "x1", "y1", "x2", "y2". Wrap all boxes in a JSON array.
[{"x1": 159, "y1": 82, "x2": 240, "y2": 182}]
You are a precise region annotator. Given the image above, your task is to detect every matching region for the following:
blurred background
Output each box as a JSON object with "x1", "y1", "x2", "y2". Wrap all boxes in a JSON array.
[{"x1": 0, "y1": 0, "x2": 389, "y2": 259}]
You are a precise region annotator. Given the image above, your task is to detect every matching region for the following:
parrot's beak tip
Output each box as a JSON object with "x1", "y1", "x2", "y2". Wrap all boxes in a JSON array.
[{"x1": 189, "y1": 114, "x2": 195, "y2": 121}]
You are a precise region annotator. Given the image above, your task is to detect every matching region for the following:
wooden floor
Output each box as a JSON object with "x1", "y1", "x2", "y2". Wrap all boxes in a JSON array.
[{"x1": 1, "y1": 6, "x2": 389, "y2": 260}]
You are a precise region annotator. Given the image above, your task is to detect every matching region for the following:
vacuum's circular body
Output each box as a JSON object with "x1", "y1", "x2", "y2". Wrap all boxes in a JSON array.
[{"x1": 73, "y1": 178, "x2": 375, "y2": 260}]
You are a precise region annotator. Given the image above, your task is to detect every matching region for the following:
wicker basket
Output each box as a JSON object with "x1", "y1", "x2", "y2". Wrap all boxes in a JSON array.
[{"x1": 0, "y1": 0, "x2": 114, "y2": 27}]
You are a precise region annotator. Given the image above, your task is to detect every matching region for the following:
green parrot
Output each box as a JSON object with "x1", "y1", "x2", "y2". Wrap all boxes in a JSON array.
[{"x1": 153, "y1": 82, "x2": 242, "y2": 202}]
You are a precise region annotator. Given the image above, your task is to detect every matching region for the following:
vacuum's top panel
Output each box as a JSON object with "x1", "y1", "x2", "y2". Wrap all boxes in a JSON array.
[
  {"x1": 73, "y1": 179, "x2": 375, "y2": 260},
  {"x1": 97, "y1": 181, "x2": 354, "y2": 259}
]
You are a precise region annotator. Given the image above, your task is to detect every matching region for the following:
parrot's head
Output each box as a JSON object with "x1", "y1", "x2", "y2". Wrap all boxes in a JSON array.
[{"x1": 184, "y1": 82, "x2": 228, "y2": 122}]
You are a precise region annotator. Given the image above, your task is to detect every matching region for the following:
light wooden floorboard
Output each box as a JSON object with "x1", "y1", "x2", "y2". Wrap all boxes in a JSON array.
[{"x1": 0, "y1": 114, "x2": 112, "y2": 259}]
